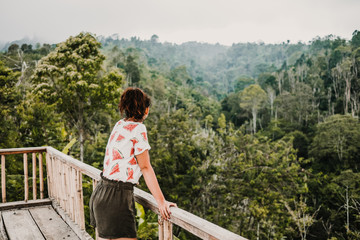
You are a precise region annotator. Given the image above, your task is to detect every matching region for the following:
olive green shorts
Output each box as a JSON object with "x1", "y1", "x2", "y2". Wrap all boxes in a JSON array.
[{"x1": 89, "y1": 173, "x2": 137, "y2": 238}]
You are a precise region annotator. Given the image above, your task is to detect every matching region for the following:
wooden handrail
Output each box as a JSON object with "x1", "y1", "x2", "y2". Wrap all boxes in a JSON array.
[{"x1": 0, "y1": 147, "x2": 246, "y2": 240}]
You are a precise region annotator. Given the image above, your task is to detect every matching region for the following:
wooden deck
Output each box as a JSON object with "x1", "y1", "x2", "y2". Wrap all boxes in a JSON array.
[{"x1": 0, "y1": 199, "x2": 91, "y2": 240}]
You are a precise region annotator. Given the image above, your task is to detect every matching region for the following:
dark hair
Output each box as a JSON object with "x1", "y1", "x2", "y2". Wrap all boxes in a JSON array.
[{"x1": 119, "y1": 87, "x2": 151, "y2": 121}]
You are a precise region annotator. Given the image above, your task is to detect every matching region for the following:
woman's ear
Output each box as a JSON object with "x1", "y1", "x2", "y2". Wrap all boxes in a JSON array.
[{"x1": 145, "y1": 107, "x2": 149, "y2": 115}]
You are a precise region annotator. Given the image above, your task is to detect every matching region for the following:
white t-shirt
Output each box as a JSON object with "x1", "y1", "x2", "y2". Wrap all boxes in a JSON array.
[{"x1": 102, "y1": 119, "x2": 151, "y2": 183}]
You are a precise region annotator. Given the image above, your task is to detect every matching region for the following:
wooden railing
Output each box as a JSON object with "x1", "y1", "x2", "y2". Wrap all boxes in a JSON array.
[{"x1": 0, "y1": 147, "x2": 246, "y2": 240}]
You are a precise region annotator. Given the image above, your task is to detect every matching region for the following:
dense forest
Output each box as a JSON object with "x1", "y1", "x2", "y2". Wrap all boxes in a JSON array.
[{"x1": 1, "y1": 30, "x2": 360, "y2": 240}]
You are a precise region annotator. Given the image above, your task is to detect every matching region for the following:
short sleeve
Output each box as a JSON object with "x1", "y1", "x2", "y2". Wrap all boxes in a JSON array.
[{"x1": 134, "y1": 124, "x2": 151, "y2": 155}]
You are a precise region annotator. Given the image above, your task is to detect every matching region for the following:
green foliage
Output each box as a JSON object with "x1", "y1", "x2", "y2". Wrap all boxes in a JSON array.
[
  {"x1": 310, "y1": 115, "x2": 360, "y2": 172},
  {"x1": 2, "y1": 30, "x2": 360, "y2": 239},
  {"x1": 31, "y1": 32, "x2": 123, "y2": 161}
]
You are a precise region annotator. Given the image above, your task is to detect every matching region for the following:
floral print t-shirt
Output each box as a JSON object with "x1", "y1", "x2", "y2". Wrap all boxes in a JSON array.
[{"x1": 102, "y1": 119, "x2": 151, "y2": 184}]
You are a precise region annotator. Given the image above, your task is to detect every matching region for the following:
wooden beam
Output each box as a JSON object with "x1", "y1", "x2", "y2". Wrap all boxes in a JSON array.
[
  {"x1": 0, "y1": 147, "x2": 46, "y2": 155},
  {"x1": 23, "y1": 153, "x2": 28, "y2": 202},
  {"x1": 29, "y1": 205, "x2": 79, "y2": 240},
  {"x1": 46, "y1": 147, "x2": 101, "y2": 180},
  {"x1": 0, "y1": 212, "x2": 9, "y2": 240},
  {"x1": 39, "y1": 153, "x2": 44, "y2": 199},
  {"x1": 0, "y1": 199, "x2": 52, "y2": 211},
  {"x1": 164, "y1": 220, "x2": 173, "y2": 240},
  {"x1": 1, "y1": 155, "x2": 5, "y2": 203},
  {"x1": 2, "y1": 209, "x2": 45, "y2": 239},
  {"x1": 32, "y1": 153, "x2": 37, "y2": 200}
]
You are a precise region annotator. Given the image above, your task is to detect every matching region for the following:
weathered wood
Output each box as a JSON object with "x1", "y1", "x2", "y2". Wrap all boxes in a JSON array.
[
  {"x1": 70, "y1": 167, "x2": 76, "y2": 222},
  {"x1": 134, "y1": 188, "x2": 246, "y2": 240},
  {"x1": 65, "y1": 165, "x2": 71, "y2": 215},
  {"x1": 164, "y1": 220, "x2": 173, "y2": 240},
  {"x1": 0, "y1": 199, "x2": 52, "y2": 211},
  {"x1": 77, "y1": 171, "x2": 85, "y2": 230},
  {"x1": 39, "y1": 153, "x2": 44, "y2": 199},
  {"x1": 1, "y1": 155, "x2": 5, "y2": 203},
  {"x1": 51, "y1": 200, "x2": 93, "y2": 240},
  {"x1": 0, "y1": 147, "x2": 46, "y2": 155},
  {"x1": 46, "y1": 147, "x2": 101, "y2": 180},
  {"x1": 32, "y1": 153, "x2": 37, "y2": 200},
  {"x1": 158, "y1": 217, "x2": 173, "y2": 240},
  {"x1": 159, "y1": 216, "x2": 164, "y2": 240},
  {"x1": 2, "y1": 209, "x2": 45, "y2": 239},
  {"x1": 23, "y1": 153, "x2": 28, "y2": 202},
  {"x1": 45, "y1": 152, "x2": 52, "y2": 198},
  {"x1": 0, "y1": 212, "x2": 9, "y2": 240},
  {"x1": 29, "y1": 205, "x2": 79, "y2": 240}
]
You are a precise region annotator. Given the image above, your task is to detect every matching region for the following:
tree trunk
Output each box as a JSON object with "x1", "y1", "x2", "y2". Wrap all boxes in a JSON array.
[
  {"x1": 252, "y1": 108, "x2": 257, "y2": 134},
  {"x1": 79, "y1": 127, "x2": 84, "y2": 162}
]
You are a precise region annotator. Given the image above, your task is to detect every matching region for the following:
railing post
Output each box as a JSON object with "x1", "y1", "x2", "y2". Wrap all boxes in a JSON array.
[
  {"x1": 1, "y1": 155, "x2": 5, "y2": 203},
  {"x1": 74, "y1": 169, "x2": 85, "y2": 230},
  {"x1": 158, "y1": 216, "x2": 164, "y2": 240},
  {"x1": 23, "y1": 153, "x2": 28, "y2": 202},
  {"x1": 32, "y1": 152, "x2": 37, "y2": 200},
  {"x1": 39, "y1": 153, "x2": 44, "y2": 199},
  {"x1": 158, "y1": 216, "x2": 173, "y2": 240}
]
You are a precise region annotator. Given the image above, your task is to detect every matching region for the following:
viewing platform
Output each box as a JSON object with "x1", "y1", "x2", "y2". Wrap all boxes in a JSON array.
[{"x1": 0, "y1": 147, "x2": 246, "y2": 240}]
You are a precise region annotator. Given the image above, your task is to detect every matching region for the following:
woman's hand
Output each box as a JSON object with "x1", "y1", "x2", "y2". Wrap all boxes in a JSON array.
[{"x1": 158, "y1": 200, "x2": 177, "y2": 220}]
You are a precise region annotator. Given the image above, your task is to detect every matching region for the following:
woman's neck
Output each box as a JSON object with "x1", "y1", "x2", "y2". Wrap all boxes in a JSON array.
[{"x1": 124, "y1": 117, "x2": 142, "y2": 123}]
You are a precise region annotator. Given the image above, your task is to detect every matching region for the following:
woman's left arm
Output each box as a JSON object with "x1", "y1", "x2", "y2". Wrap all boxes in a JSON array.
[{"x1": 136, "y1": 150, "x2": 177, "y2": 220}]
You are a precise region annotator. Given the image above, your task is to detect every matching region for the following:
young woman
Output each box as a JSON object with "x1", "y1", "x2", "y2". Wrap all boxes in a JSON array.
[{"x1": 90, "y1": 87, "x2": 176, "y2": 240}]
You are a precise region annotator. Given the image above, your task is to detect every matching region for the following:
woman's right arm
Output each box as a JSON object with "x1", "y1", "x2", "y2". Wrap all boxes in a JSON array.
[{"x1": 136, "y1": 150, "x2": 177, "y2": 220}]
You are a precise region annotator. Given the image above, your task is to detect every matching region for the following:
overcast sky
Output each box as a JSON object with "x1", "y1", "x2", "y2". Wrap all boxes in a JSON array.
[{"x1": 0, "y1": 0, "x2": 359, "y2": 46}]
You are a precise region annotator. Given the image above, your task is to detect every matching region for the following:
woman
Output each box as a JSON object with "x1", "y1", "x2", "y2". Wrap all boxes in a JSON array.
[{"x1": 90, "y1": 87, "x2": 176, "y2": 240}]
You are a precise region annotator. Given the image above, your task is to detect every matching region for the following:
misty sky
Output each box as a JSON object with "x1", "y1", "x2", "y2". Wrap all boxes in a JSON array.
[{"x1": 0, "y1": 0, "x2": 359, "y2": 45}]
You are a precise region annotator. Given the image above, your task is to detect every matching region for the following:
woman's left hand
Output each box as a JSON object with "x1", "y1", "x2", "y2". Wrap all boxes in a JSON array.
[{"x1": 158, "y1": 200, "x2": 177, "y2": 220}]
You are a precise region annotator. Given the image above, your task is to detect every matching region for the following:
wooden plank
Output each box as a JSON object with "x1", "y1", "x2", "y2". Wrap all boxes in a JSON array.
[
  {"x1": 77, "y1": 171, "x2": 85, "y2": 230},
  {"x1": 158, "y1": 216, "x2": 164, "y2": 240},
  {"x1": 0, "y1": 147, "x2": 46, "y2": 155},
  {"x1": 45, "y1": 152, "x2": 52, "y2": 198},
  {"x1": 1, "y1": 155, "x2": 5, "y2": 203},
  {"x1": 0, "y1": 199, "x2": 52, "y2": 211},
  {"x1": 32, "y1": 153, "x2": 37, "y2": 200},
  {"x1": 39, "y1": 153, "x2": 44, "y2": 199},
  {"x1": 23, "y1": 153, "x2": 28, "y2": 202},
  {"x1": 0, "y1": 212, "x2": 9, "y2": 240},
  {"x1": 51, "y1": 200, "x2": 93, "y2": 240},
  {"x1": 2, "y1": 209, "x2": 45, "y2": 240},
  {"x1": 46, "y1": 147, "x2": 101, "y2": 180},
  {"x1": 164, "y1": 220, "x2": 173, "y2": 240},
  {"x1": 29, "y1": 205, "x2": 79, "y2": 240},
  {"x1": 70, "y1": 167, "x2": 76, "y2": 222}
]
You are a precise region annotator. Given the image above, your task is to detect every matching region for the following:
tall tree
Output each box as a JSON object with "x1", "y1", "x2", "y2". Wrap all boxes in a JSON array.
[
  {"x1": 240, "y1": 84, "x2": 267, "y2": 133},
  {"x1": 0, "y1": 60, "x2": 21, "y2": 147},
  {"x1": 309, "y1": 114, "x2": 360, "y2": 172},
  {"x1": 32, "y1": 32, "x2": 123, "y2": 161}
]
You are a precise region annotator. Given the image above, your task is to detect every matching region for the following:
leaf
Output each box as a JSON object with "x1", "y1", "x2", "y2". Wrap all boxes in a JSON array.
[{"x1": 62, "y1": 138, "x2": 77, "y2": 154}]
